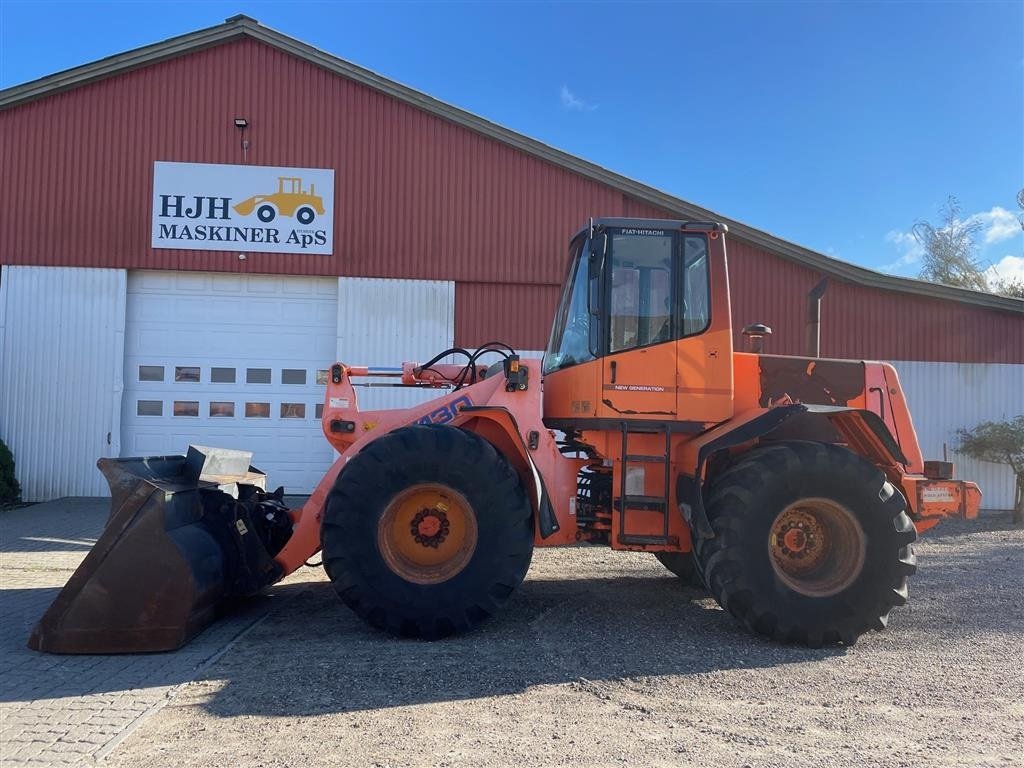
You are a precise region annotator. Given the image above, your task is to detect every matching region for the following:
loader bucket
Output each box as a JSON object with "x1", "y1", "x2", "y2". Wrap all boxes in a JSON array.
[{"x1": 28, "y1": 447, "x2": 286, "y2": 654}]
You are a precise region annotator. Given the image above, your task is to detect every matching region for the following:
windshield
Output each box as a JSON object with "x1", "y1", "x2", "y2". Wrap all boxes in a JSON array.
[{"x1": 543, "y1": 237, "x2": 595, "y2": 374}]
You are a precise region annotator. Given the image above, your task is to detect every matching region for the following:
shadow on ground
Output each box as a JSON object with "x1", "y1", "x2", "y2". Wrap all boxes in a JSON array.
[
  {"x1": 189, "y1": 573, "x2": 847, "y2": 718},
  {"x1": 190, "y1": 509, "x2": 1024, "y2": 720},
  {"x1": 1, "y1": 572, "x2": 842, "y2": 709}
]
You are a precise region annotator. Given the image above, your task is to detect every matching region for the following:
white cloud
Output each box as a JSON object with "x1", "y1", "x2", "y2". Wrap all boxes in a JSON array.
[
  {"x1": 985, "y1": 254, "x2": 1024, "y2": 284},
  {"x1": 880, "y1": 229, "x2": 925, "y2": 273},
  {"x1": 971, "y1": 206, "x2": 1021, "y2": 244},
  {"x1": 560, "y1": 85, "x2": 596, "y2": 112}
]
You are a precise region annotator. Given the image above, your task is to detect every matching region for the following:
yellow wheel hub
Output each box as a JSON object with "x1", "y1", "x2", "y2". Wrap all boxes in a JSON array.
[{"x1": 378, "y1": 484, "x2": 477, "y2": 584}]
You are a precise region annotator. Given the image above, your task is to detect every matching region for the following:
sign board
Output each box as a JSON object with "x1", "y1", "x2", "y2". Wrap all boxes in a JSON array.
[{"x1": 152, "y1": 161, "x2": 334, "y2": 255}]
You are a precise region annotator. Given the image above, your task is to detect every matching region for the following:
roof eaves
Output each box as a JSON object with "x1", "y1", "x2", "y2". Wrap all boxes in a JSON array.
[
  {"x1": 2, "y1": 17, "x2": 1021, "y2": 316},
  {"x1": 0, "y1": 17, "x2": 253, "y2": 109}
]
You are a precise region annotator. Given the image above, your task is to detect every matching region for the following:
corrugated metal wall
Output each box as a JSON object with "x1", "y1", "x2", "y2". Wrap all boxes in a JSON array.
[
  {"x1": 893, "y1": 361, "x2": 1023, "y2": 510},
  {"x1": 3, "y1": 37, "x2": 1019, "y2": 364},
  {"x1": 0, "y1": 266, "x2": 126, "y2": 499},
  {"x1": 726, "y1": 240, "x2": 1024, "y2": 364},
  {"x1": 336, "y1": 277, "x2": 455, "y2": 410},
  {"x1": 455, "y1": 282, "x2": 562, "y2": 350}
]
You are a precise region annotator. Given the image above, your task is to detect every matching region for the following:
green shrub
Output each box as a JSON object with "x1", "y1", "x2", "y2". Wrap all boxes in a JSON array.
[{"x1": 0, "y1": 439, "x2": 21, "y2": 505}]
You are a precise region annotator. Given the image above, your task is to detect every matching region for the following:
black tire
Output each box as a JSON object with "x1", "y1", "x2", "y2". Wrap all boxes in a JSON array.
[
  {"x1": 256, "y1": 204, "x2": 276, "y2": 222},
  {"x1": 322, "y1": 424, "x2": 534, "y2": 639},
  {"x1": 653, "y1": 551, "x2": 705, "y2": 589},
  {"x1": 694, "y1": 440, "x2": 917, "y2": 647},
  {"x1": 295, "y1": 206, "x2": 315, "y2": 225}
]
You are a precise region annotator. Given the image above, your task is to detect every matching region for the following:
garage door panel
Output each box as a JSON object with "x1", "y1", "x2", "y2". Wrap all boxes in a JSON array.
[
  {"x1": 128, "y1": 434, "x2": 167, "y2": 455},
  {"x1": 208, "y1": 274, "x2": 243, "y2": 292},
  {"x1": 174, "y1": 273, "x2": 209, "y2": 291},
  {"x1": 132, "y1": 271, "x2": 175, "y2": 290},
  {"x1": 124, "y1": 272, "x2": 457, "y2": 493},
  {"x1": 244, "y1": 276, "x2": 284, "y2": 294},
  {"x1": 283, "y1": 302, "x2": 335, "y2": 324},
  {"x1": 131, "y1": 328, "x2": 201, "y2": 357},
  {"x1": 133, "y1": 296, "x2": 177, "y2": 321},
  {"x1": 124, "y1": 271, "x2": 338, "y2": 493},
  {"x1": 177, "y1": 297, "x2": 248, "y2": 323},
  {"x1": 280, "y1": 280, "x2": 317, "y2": 295},
  {"x1": 130, "y1": 329, "x2": 333, "y2": 360}
]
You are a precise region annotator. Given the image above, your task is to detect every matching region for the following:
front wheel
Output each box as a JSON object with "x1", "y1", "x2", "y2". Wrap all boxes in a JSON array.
[
  {"x1": 694, "y1": 441, "x2": 917, "y2": 647},
  {"x1": 322, "y1": 425, "x2": 534, "y2": 639}
]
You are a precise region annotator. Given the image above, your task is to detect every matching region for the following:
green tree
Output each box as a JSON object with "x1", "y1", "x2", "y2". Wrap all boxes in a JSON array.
[
  {"x1": 956, "y1": 416, "x2": 1024, "y2": 524},
  {"x1": 912, "y1": 196, "x2": 989, "y2": 292}
]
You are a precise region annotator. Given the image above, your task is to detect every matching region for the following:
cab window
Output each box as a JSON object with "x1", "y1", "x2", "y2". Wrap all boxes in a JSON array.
[
  {"x1": 608, "y1": 233, "x2": 673, "y2": 353},
  {"x1": 681, "y1": 235, "x2": 710, "y2": 336}
]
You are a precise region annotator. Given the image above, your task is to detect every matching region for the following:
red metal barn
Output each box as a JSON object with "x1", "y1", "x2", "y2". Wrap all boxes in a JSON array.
[{"x1": 1, "y1": 16, "x2": 1021, "y2": 502}]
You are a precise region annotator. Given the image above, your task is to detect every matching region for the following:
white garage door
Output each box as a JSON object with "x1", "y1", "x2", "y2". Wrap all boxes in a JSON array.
[{"x1": 122, "y1": 271, "x2": 338, "y2": 493}]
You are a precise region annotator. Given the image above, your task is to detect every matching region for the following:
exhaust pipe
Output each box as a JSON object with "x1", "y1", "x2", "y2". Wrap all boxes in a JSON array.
[
  {"x1": 805, "y1": 278, "x2": 828, "y2": 358},
  {"x1": 741, "y1": 323, "x2": 772, "y2": 353}
]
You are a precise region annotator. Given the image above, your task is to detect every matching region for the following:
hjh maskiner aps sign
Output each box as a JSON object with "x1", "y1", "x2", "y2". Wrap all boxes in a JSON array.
[{"x1": 152, "y1": 161, "x2": 335, "y2": 255}]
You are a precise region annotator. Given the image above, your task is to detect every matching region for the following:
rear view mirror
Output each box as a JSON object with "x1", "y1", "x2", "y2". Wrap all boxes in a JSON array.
[{"x1": 588, "y1": 233, "x2": 607, "y2": 266}]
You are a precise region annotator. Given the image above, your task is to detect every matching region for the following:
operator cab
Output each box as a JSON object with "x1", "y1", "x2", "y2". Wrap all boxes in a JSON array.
[{"x1": 542, "y1": 218, "x2": 734, "y2": 429}]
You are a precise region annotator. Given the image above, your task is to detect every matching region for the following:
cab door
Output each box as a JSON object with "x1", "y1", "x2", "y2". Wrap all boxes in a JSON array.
[
  {"x1": 675, "y1": 232, "x2": 734, "y2": 423},
  {"x1": 597, "y1": 229, "x2": 678, "y2": 420}
]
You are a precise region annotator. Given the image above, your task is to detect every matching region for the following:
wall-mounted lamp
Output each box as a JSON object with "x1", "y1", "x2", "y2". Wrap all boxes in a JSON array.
[{"x1": 234, "y1": 117, "x2": 250, "y2": 161}]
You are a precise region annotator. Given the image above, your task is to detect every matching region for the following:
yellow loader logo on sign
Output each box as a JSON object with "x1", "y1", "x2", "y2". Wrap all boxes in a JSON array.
[{"x1": 233, "y1": 176, "x2": 326, "y2": 225}]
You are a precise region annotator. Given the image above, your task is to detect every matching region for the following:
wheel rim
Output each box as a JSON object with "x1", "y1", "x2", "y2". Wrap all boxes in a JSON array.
[
  {"x1": 377, "y1": 483, "x2": 477, "y2": 584},
  {"x1": 768, "y1": 498, "x2": 866, "y2": 597}
]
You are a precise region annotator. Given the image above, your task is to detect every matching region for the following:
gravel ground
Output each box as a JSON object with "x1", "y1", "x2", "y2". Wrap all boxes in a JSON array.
[{"x1": 107, "y1": 512, "x2": 1023, "y2": 768}]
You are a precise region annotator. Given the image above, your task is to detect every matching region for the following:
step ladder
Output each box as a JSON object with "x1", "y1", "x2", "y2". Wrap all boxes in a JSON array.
[{"x1": 614, "y1": 421, "x2": 672, "y2": 546}]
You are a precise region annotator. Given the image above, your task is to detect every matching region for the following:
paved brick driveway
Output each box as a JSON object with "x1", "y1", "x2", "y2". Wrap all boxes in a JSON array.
[{"x1": 0, "y1": 499, "x2": 308, "y2": 767}]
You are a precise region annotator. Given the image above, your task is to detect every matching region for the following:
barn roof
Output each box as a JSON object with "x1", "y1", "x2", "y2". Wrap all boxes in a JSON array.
[{"x1": 2, "y1": 14, "x2": 1020, "y2": 315}]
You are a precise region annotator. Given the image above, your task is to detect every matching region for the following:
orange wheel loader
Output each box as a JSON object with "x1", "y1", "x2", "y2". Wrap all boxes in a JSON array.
[{"x1": 29, "y1": 218, "x2": 982, "y2": 653}]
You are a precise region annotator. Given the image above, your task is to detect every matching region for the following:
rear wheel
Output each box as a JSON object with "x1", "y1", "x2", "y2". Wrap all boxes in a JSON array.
[
  {"x1": 653, "y1": 551, "x2": 705, "y2": 588},
  {"x1": 694, "y1": 440, "x2": 917, "y2": 647},
  {"x1": 322, "y1": 425, "x2": 534, "y2": 639}
]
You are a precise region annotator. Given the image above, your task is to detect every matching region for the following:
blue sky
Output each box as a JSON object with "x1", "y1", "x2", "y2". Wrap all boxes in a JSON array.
[{"x1": 2, "y1": 1, "x2": 1021, "y2": 283}]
